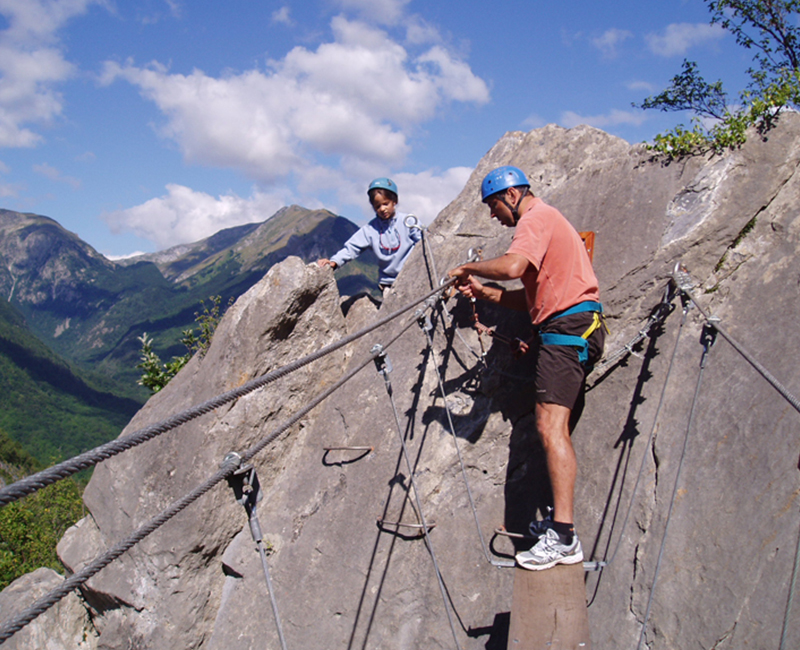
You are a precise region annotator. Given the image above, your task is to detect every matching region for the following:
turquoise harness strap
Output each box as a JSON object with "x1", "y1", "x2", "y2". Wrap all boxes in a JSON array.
[
  {"x1": 548, "y1": 300, "x2": 603, "y2": 321},
  {"x1": 539, "y1": 332, "x2": 590, "y2": 364},
  {"x1": 538, "y1": 301, "x2": 604, "y2": 365}
]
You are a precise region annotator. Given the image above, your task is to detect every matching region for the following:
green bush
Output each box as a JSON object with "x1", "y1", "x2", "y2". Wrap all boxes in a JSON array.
[
  {"x1": 0, "y1": 430, "x2": 85, "y2": 590},
  {"x1": 137, "y1": 296, "x2": 231, "y2": 393}
]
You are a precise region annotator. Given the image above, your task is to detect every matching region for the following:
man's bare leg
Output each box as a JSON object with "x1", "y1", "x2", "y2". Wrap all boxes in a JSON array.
[{"x1": 535, "y1": 401, "x2": 576, "y2": 525}]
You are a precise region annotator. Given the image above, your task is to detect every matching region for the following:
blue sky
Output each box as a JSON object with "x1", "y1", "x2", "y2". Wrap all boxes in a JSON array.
[{"x1": 0, "y1": 0, "x2": 754, "y2": 258}]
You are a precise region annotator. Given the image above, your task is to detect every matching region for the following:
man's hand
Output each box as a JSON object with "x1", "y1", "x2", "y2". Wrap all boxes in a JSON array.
[
  {"x1": 317, "y1": 258, "x2": 337, "y2": 269},
  {"x1": 448, "y1": 267, "x2": 483, "y2": 299}
]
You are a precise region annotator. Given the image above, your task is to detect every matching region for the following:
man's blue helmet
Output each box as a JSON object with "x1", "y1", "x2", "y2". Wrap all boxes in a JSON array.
[
  {"x1": 480, "y1": 166, "x2": 530, "y2": 202},
  {"x1": 368, "y1": 177, "x2": 398, "y2": 196}
]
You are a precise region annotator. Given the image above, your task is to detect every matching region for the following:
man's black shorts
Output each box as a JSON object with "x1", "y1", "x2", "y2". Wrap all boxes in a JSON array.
[{"x1": 534, "y1": 311, "x2": 605, "y2": 409}]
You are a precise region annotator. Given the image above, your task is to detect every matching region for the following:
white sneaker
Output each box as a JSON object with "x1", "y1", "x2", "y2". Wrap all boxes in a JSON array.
[{"x1": 515, "y1": 528, "x2": 583, "y2": 571}]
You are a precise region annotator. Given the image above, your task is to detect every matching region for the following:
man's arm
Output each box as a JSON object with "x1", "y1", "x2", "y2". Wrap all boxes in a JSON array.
[
  {"x1": 451, "y1": 253, "x2": 530, "y2": 282},
  {"x1": 448, "y1": 253, "x2": 532, "y2": 312}
]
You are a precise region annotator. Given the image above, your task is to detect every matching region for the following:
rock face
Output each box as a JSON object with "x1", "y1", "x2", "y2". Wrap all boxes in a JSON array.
[{"x1": 5, "y1": 115, "x2": 800, "y2": 649}]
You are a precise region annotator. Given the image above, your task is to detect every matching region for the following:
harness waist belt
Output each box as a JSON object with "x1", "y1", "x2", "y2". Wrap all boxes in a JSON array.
[
  {"x1": 547, "y1": 300, "x2": 603, "y2": 321},
  {"x1": 539, "y1": 301, "x2": 605, "y2": 365}
]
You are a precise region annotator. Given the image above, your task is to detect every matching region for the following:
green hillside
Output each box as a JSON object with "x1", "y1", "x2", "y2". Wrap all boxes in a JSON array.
[{"x1": 0, "y1": 298, "x2": 140, "y2": 465}]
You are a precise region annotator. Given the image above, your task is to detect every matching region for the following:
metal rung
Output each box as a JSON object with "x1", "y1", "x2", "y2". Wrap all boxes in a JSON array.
[
  {"x1": 323, "y1": 446, "x2": 374, "y2": 452},
  {"x1": 377, "y1": 517, "x2": 436, "y2": 531}
]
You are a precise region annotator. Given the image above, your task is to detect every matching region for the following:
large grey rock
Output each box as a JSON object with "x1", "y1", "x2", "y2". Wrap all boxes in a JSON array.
[
  {"x1": 6, "y1": 114, "x2": 800, "y2": 649},
  {"x1": 0, "y1": 568, "x2": 96, "y2": 649}
]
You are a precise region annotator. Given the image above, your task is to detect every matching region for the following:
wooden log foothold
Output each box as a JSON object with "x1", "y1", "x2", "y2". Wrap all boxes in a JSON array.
[{"x1": 507, "y1": 564, "x2": 591, "y2": 649}]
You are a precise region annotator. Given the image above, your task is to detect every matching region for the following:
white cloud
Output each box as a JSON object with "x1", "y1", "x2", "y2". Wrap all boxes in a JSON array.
[
  {"x1": 627, "y1": 80, "x2": 657, "y2": 93},
  {"x1": 101, "y1": 184, "x2": 289, "y2": 249},
  {"x1": 104, "y1": 165, "x2": 471, "y2": 250},
  {"x1": 334, "y1": 0, "x2": 411, "y2": 25},
  {"x1": 33, "y1": 161, "x2": 81, "y2": 188},
  {"x1": 522, "y1": 114, "x2": 547, "y2": 129},
  {"x1": 646, "y1": 23, "x2": 725, "y2": 57},
  {"x1": 0, "y1": 183, "x2": 18, "y2": 197},
  {"x1": 392, "y1": 167, "x2": 472, "y2": 225},
  {"x1": 0, "y1": 0, "x2": 106, "y2": 148},
  {"x1": 101, "y1": 16, "x2": 489, "y2": 182},
  {"x1": 592, "y1": 28, "x2": 633, "y2": 59},
  {"x1": 405, "y1": 16, "x2": 442, "y2": 46},
  {"x1": 271, "y1": 6, "x2": 292, "y2": 26},
  {"x1": 561, "y1": 109, "x2": 648, "y2": 129}
]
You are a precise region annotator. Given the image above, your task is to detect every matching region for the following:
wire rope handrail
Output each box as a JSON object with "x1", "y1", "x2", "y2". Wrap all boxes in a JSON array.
[
  {"x1": 672, "y1": 264, "x2": 800, "y2": 415},
  {"x1": 590, "y1": 291, "x2": 688, "y2": 572},
  {"x1": 0, "y1": 279, "x2": 456, "y2": 508},
  {"x1": 0, "y1": 304, "x2": 428, "y2": 645}
]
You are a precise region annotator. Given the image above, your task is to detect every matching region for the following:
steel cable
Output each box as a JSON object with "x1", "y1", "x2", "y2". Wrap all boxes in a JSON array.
[
  {"x1": 673, "y1": 268, "x2": 800, "y2": 415},
  {"x1": 0, "y1": 280, "x2": 455, "y2": 507},
  {"x1": 0, "y1": 302, "x2": 435, "y2": 645},
  {"x1": 636, "y1": 323, "x2": 716, "y2": 650},
  {"x1": 418, "y1": 314, "x2": 514, "y2": 568},
  {"x1": 596, "y1": 296, "x2": 688, "y2": 571},
  {"x1": 374, "y1": 344, "x2": 463, "y2": 650}
]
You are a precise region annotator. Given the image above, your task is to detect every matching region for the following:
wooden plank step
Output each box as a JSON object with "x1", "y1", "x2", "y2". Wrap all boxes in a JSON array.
[{"x1": 507, "y1": 564, "x2": 591, "y2": 649}]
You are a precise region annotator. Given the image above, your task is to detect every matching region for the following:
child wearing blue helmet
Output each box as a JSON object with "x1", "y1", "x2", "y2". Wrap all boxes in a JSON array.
[{"x1": 317, "y1": 178, "x2": 421, "y2": 295}]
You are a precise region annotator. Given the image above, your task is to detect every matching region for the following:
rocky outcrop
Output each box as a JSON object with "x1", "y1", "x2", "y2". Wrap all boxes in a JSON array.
[{"x1": 6, "y1": 115, "x2": 800, "y2": 649}]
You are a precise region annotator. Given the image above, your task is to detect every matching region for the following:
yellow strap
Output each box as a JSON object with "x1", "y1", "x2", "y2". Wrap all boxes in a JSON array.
[{"x1": 580, "y1": 312, "x2": 608, "y2": 339}]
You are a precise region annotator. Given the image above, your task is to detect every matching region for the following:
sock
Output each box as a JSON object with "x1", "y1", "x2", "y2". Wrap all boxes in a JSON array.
[{"x1": 551, "y1": 521, "x2": 575, "y2": 545}]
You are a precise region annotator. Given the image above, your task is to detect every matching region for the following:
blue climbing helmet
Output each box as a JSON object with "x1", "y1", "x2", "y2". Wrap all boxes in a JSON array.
[
  {"x1": 480, "y1": 166, "x2": 530, "y2": 202},
  {"x1": 368, "y1": 177, "x2": 398, "y2": 198}
]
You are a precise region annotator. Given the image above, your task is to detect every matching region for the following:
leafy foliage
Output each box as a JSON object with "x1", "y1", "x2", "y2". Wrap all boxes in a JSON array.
[
  {"x1": 137, "y1": 296, "x2": 231, "y2": 393},
  {"x1": 636, "y1": 1, "x2": 800, "y2": 157},
  {"x1": 0, "y1": 429, "x2": 85, "y2": 590}
]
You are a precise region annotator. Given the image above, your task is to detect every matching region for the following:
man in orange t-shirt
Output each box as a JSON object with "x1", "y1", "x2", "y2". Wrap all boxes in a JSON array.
[{"x1": 448, "y1": 165, "x2": 604, "y2": 571}]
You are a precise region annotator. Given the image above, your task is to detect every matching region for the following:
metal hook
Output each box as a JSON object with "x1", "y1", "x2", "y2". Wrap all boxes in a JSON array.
[{"x1": 404, "y1": 214, "x2": 423, "y2": 230}]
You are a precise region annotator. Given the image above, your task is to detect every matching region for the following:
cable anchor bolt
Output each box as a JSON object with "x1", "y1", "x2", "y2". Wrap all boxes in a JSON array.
[
  {"x1": 672, "y1": 261, "x2": 694, "y2": 293},
  {"x1": 415, "y1": 308, "x2": 434, "y2": 333},
  {"x1": 225, "y1": 461, "x2": 264, "y2": 543}
]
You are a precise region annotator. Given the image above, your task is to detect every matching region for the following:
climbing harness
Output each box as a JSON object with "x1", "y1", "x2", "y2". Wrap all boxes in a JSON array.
[
  {"x1": 225, "y1": 457, "x2": 288, "y2": 650},
  {"x1": 538, "y1": 301, "x2": 606, "y2": 366}
]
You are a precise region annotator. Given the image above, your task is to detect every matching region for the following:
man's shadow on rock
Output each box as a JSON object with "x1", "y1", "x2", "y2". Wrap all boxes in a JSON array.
[{"x1": 421, "y1": 291, "x2": 553, "y2": 547}]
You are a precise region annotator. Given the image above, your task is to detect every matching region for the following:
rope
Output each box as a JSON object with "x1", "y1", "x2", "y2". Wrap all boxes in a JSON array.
[
  {"x1": 595, "y1": 295, "x2": 688, "y2": 571},
  {"x1": 673, "y1": 267, "x2": 800, "y2": 415},
  {"x1": 0, "y1": 280, "x2": 455, "y2": 508},
  {"x1": 417, "y1": 312, "x2": 513, "y2": 569},
  {"x1": 587, "y1": 282, "x2": 677, "y2": 385},
  {"x1": 636, "y1": 323, "x2": 716, "y2": 650},
  {"x1": 0, "y1": 306, "x2": 430, "y2": 645},
  {"x1": 374, "y1": 343, "x2": 463, "y2": 650},
  {"x1": 780, "y1": 506, "x2": 800, "y2": 650},
  {"x1": 0, "y1": 460, "x2": 236, "y2": 645}
]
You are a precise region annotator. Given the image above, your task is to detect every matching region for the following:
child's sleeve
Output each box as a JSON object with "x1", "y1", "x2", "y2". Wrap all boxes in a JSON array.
[{"x1": 330, "y1": 226, "x2": 371, "y2": 268}]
